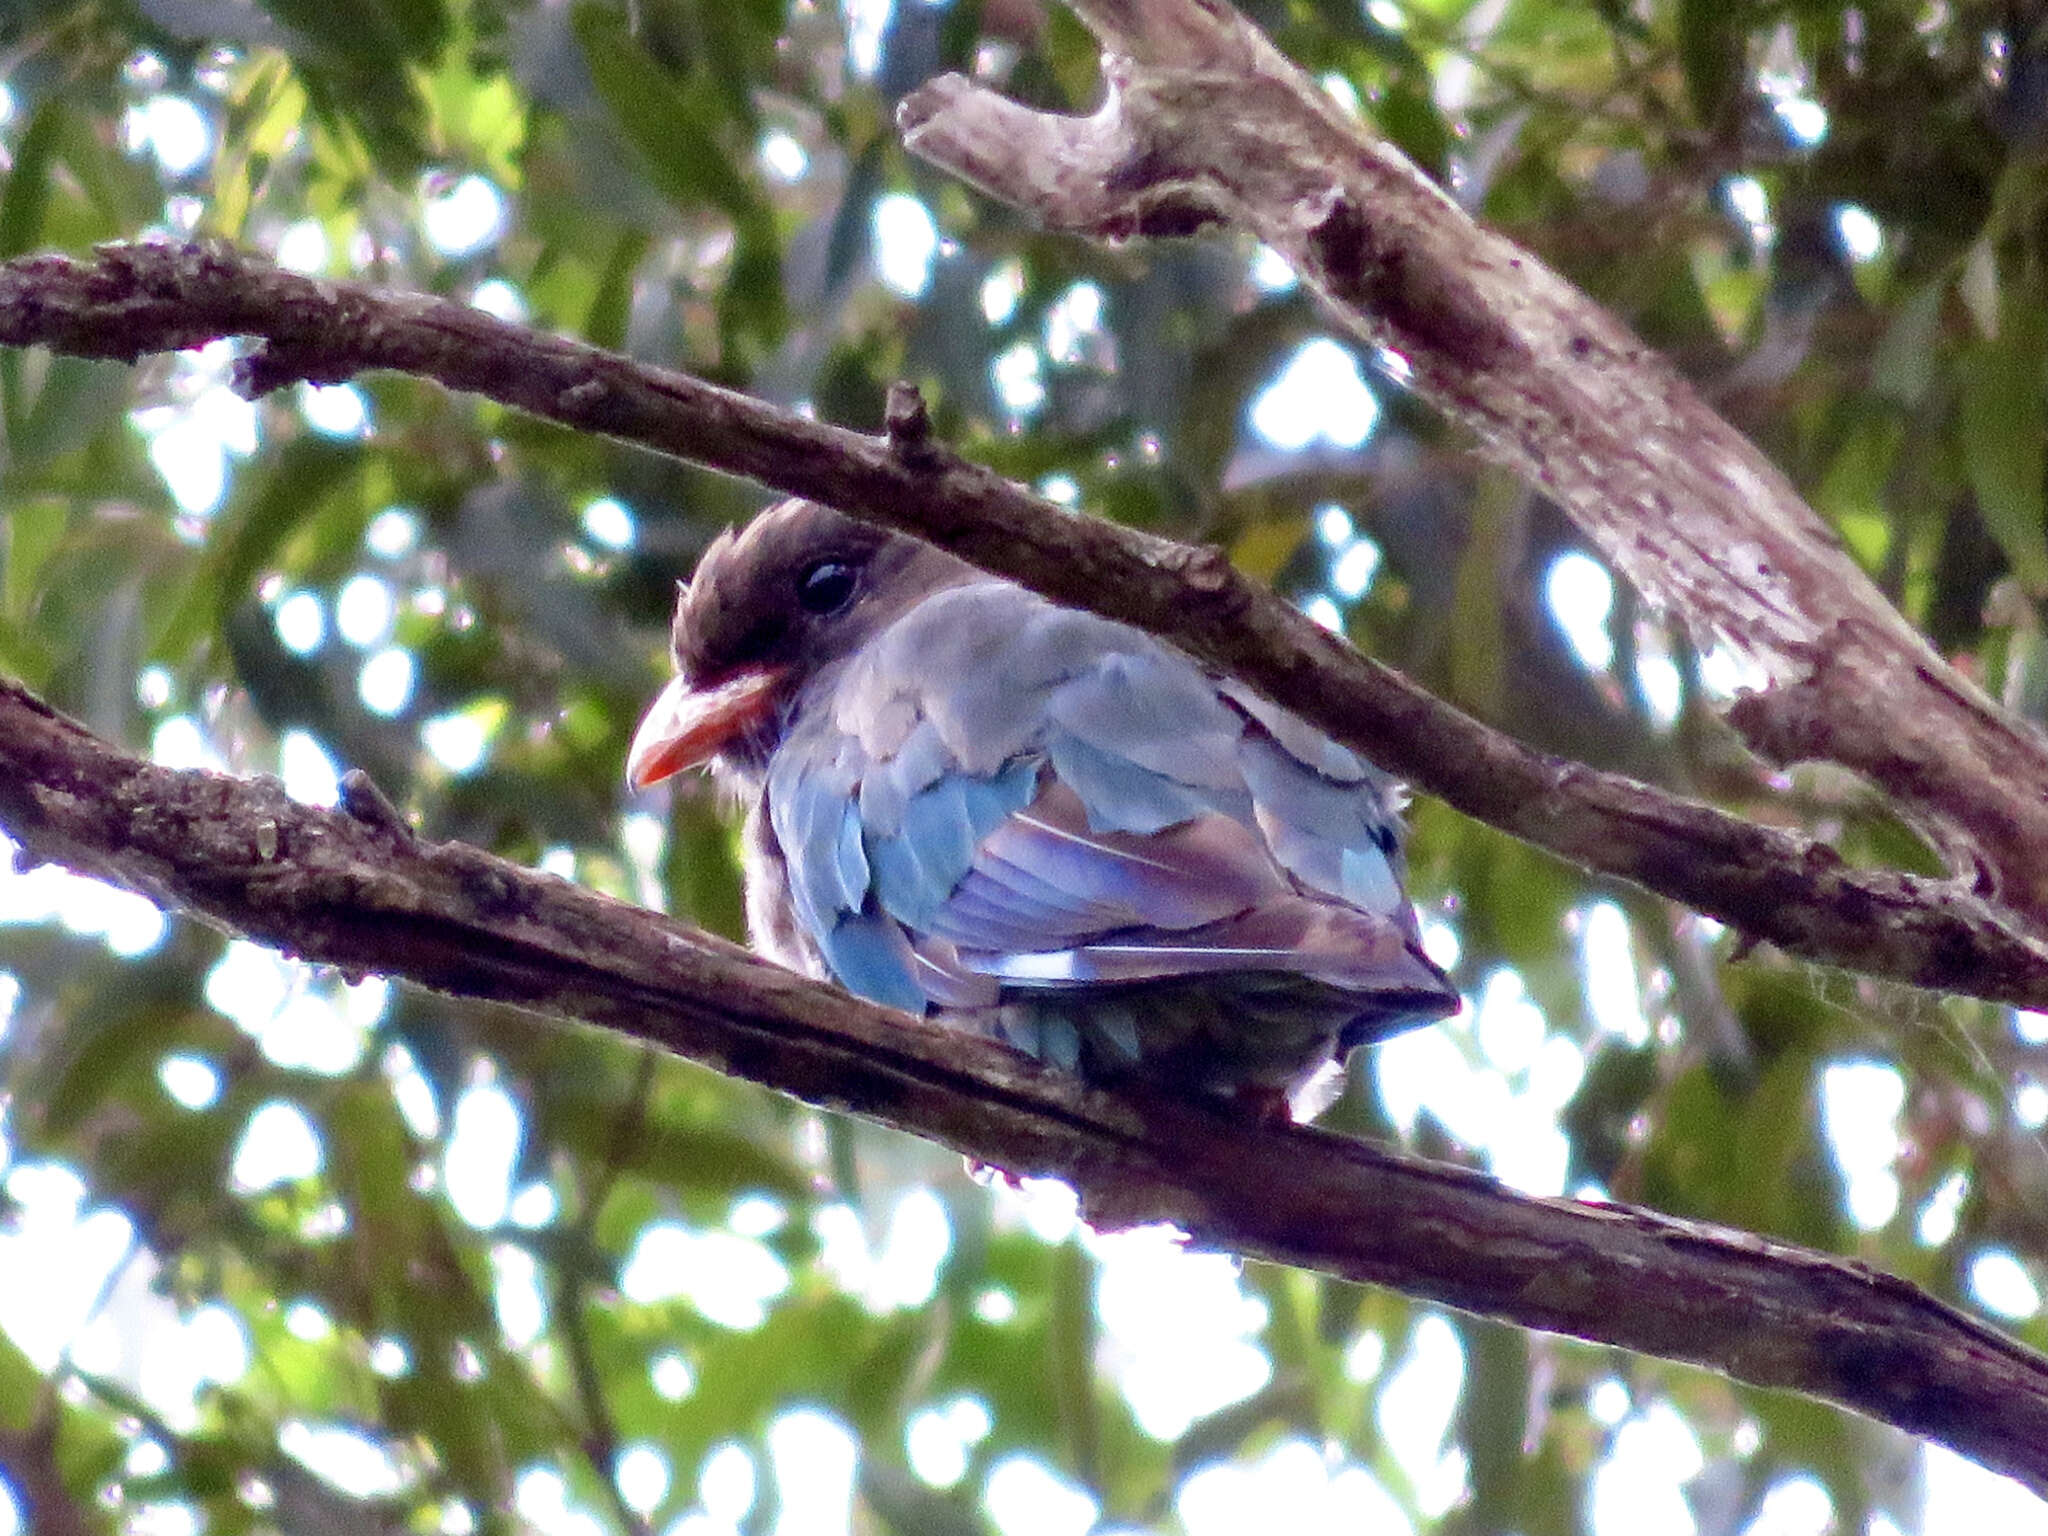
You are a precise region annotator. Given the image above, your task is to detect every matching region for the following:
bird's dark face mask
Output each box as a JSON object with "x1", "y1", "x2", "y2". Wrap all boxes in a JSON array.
[{"x1": 627, "y1": 500, "x2": 970, "y2": 788}]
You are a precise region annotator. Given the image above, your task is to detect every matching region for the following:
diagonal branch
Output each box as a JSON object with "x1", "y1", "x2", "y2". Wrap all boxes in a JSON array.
[
  {"x1": 2, "y1": 674, "x2": 2047, "y2": 1491},
  {"x1": 898, "y1": 0, "x2": 2048, "y2": 922},
  {"x1": 0, "y1": 241, "x2": 2044, "y2": 1006}
]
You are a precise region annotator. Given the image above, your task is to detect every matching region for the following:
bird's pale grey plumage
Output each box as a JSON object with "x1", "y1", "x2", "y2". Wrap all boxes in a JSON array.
[{"x1": 632, "y1": 499, "x2": 1459, "y2": 1111}]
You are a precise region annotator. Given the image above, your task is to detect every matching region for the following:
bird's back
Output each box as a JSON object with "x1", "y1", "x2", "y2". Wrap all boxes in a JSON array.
[{"x1": 762, "y1": 579, "x2": 1458, "y2": 1108}]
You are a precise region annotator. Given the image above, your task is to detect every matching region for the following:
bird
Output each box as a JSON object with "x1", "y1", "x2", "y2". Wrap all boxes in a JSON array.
[{"x1": 627, "y1": 498, "x2": 1459, "y2": 1117}]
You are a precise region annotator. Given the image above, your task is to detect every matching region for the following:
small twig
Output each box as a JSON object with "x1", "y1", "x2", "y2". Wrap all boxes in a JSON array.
[
  {"x1": 555, "y1": 1051, "x2": 660, "y2": 1536},
  {"x1": 884, "y1": 380, "x2": 944, "y2": 468},
  {"x1": 340, "y1": 769, "x2": 418, "y2": 848},
  {"x1": 0, "y1": 1387, "x2": 103, "y2": 1536}
]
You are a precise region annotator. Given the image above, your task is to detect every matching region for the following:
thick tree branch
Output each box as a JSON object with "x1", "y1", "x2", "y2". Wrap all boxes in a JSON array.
[
  {"x1": 897, "y1": 0, "x2": 2048, "y2": 920},
  {"x1": 2, "y1": 241, "x2": 2045, "y2": 1007},
  {"x1": 1, "y1": 676, "x2": 2046, "y2": 1491}
]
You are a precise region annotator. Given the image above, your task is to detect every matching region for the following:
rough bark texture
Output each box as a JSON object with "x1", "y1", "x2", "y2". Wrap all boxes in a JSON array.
[
  {"x1": 2, "y1": 675, "x2": 2047, "y2": 1491},
  {"x1": 3, "y1": 241, "x2": 2046, "y2": 1007},
  {"x1": 0, "y1": 1414, "x2": 97, "y2": 1536},
  {"x1": 897, "y1": 0, "x2": 2048, "y2": 921}
]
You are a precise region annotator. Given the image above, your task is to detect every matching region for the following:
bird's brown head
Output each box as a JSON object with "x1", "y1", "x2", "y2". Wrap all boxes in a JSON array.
[{"x1": 627, "y1": 499, "x2": 967, "y2": 787}]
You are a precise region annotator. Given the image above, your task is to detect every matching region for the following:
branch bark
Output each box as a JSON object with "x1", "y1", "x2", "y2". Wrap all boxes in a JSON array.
[
  {"x1": 2, "y1": 676, "x2": 2046, "y2": 1492},
  {"x1": 0, "y1": 1403, "x2": 103, "y2": 1536},
  {"x1": 3, "y1": 241, "x2": 2045, "y2": 1008},
  {"x1": 897, "y1": 0, "x2": 2048, "y2": 921}
]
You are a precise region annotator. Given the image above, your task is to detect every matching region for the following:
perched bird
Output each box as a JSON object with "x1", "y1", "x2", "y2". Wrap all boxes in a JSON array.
[{"x1": 628, "y1": 499, "x2": 1458, "y2": 1115}]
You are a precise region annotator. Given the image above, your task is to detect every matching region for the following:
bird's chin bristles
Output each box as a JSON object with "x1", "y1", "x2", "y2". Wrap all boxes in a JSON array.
[
  {"x1": 1286, "y1": 1060, "x2": 1348, "y2": 1122},
  {"x1": 705, "y1": 753, "x2": 767, "y2": 805}
]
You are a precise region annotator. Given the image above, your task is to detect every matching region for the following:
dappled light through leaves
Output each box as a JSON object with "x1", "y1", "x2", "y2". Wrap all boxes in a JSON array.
[{"x1": 2, "y1": 0, "x2": 2048, "y2": 1530}]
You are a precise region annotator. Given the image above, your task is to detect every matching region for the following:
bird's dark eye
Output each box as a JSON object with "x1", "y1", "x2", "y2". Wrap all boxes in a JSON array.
[{"x1": 796, "y1": 559, "x2": 858, "y2": 615}]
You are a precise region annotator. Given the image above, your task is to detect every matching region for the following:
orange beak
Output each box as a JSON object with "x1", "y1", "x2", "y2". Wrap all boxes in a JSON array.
[{"x1": 625, "y1": 668, "x2": 783, "y2": 789}]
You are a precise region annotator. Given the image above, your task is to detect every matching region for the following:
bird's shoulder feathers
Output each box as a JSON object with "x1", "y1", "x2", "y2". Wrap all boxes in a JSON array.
[{"x1": 763, "y1": 582, "x2": 1429, "y2": 1022}]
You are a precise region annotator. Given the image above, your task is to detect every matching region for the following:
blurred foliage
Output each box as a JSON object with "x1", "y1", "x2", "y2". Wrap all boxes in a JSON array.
[{"x1": 1, "y1": 0, "x2": 2048, "y2": 1532}]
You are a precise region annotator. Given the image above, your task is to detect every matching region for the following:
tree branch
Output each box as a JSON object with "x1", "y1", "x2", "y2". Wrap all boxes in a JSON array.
[
  {"x1": 2, "y1": 676, "x2": 2046, "y2": 1491},
  {"x1": 2, "y1": 241, "x2": 2044, "y2": 1008},
  {"x1": 897, "y1": 0, "x2": 2048, "y2": 922},
  {"x1": 0, "y1": 1393, "x2": 104, "y2": 1536}
]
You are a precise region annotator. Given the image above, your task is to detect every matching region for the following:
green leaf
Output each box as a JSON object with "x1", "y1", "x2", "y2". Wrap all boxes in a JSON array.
[
  {"x1": 540, "y1": 1094, "x2": 810, "y2": 1199},
  {"x1": 664, "y1": 788, "x2": 747, "y2": 941},
  {"x1": 370, "y1": 0, "x2": 451, "y2": 61},
  {"x1": 585, "y1": 229, "x2": 652, "y2": 351},
  {"x1": 1448, "y1": 469, "x2": 1521, "y2": 719},
  {"x1": 570, "y1": 5, "x2": 760, "y2": 223},
  {"x1": 0, "y1": 98, "x2": 63, "y2": 260},
  {"x1": 253, "y1": 0, "x2": 445, "y2": 173},
  {"x1": 824, "y1": 140, "x2": 886, "y2": 299},
  {"x1": 1041, "y1": 8, "x2": 1102, "y2": 109},
  {"x1": 1452, "y1": 1318, "x2": 1547, "y2": 1536},
  {"x1": 152, "y1": 436, "x2": 364, "y2": 664},
  {"x1": 1046, "y1": 1240, "x2": 1098, "y2": 1483},
  {"x1": 9, "y1": 355, "x2": 135, "y2": 475},
  {"x1": 41, "y1": 105, "x2": 163, "y2": 244},
  {"x1": 862, "y1": 1462, "x2": 991, "y2": 1536},
  {"x1": 1814, "y1": 408, "x2": 1905, "y2": 570},
  {"x1": 1373, "y1": 78, "x2": 1450, "y2": 181},
  {"x1": 0, "y1": 1325, "x2": 126, "y2": 1508},
  {"x1": 2, "y1": 497, "x2": 65, "y2": 622},
  {"x1": 1873, "y1": 278, "x2": 1946, "y2": 406},
  {"x1": 1958, "y1": 288, "x2": 2048, "y2": 593},
  {"x1": 666, "y1": 1294, "x2": 875, "y2": 1469},
  {"x1": 1676, "y1": 0, "x2": 1746, "y2": 128}
]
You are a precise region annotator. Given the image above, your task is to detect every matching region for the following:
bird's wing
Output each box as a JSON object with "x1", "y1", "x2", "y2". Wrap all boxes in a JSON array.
[{"x1": 765, "y1": 584, "x2": 1446, "y2": 1015}]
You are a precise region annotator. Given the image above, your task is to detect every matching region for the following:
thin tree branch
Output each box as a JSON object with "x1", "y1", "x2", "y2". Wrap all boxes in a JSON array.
[
  {"x1": 1, "y1": 241, "x2": 2044, "y2": 1007},
  {"x1": 558, "y1": 1053, "x2": 658, "y2": 1536},
  {"x1": 896, "y1": 0, "x2": 2048, "y2": 921},
  {"x1": 1, "y1": 676, "x2": 2046, "y2": 1491},
  {"x1": 0, "y1": 1390, "x2": 104, "y2": 1536}
]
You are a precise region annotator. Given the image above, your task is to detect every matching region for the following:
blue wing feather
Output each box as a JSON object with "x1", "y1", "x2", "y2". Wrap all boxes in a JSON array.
[
  {"x1": 766, "y1": 582, "x2": 1451, "y2": 1052},
  {"x1": 1237, "y1": 731, "x2": 1403, "y2": 915},
  {"x1": 869, "y1": 836, "x2": 933, "y2": 932},
  {"x1": 1218, "y1": 678, "x2": 1379, "y2": 783},
  {"x1": 901, "y1": 777, "x2": 981, "y2": 900},
  {"x1": 830, "y1": 803, "x2": 869, "y2": 913},
  {"x1": 1045, "y1": 730, "x2": 1245, "y2": 835},
  {"x1": 971, "y1": 851, "x2": 1111, "y2": 919},
  {"x1": 871, "y1": 760, "x2": 1039, "y2": 933},
  {"x1": 923, "y1": 885, "x2": 1066, "y2": 951},
  {"x1": 770, "y1": 759, "x2": 856, "y2": 937},
  {"x1": 1046, "y1": 651, "x2": 1243, "y2": 789},
  {"x1": 1339, "y1": 846, "x2": 1401, "y2": 913},
  {"x1": 818, "y1": 911, "x2": 926, "y2": 1014},
  {"x1": 1237, "y1": 733, "x2": 1382, "y2": 845}
]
